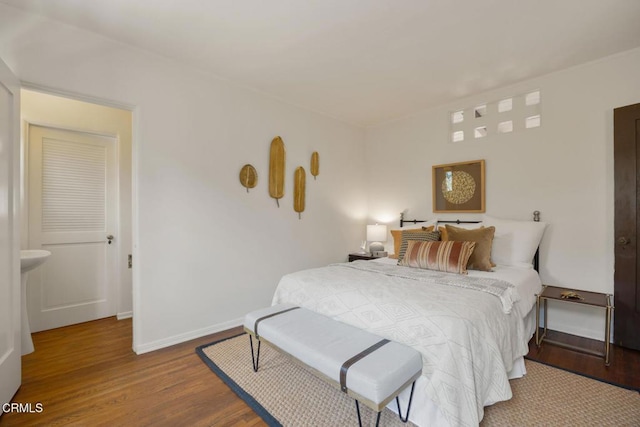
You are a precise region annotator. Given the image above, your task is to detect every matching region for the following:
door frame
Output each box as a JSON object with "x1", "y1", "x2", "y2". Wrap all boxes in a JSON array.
[
  {"x1": 24, "y1": 123, "x2": 120, "y2": 330},
  {"x1": 0, "y1": 55, "x2": 21, "y2": 408},
  {"x1": 20, "y1": 82, "x2": 139, "y2": 350}
]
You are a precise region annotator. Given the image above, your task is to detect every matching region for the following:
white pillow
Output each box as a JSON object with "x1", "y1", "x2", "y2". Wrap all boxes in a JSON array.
[{"x1": 482, "y1": 215, "x2": 547, "y2": 267}]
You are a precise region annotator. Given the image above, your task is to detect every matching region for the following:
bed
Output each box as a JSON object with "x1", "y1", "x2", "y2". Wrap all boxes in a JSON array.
[{"x1": 271, "y1": 213, "x2": 546, "y2": 427}]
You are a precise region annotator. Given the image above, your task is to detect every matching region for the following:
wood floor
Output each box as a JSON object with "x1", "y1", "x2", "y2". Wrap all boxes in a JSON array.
[
  {"x1": 526, "y1": 328, "x2": 640, "y2": 390},
  {"x1": 2, "y1": 317, "x2": 639, "y2": 426},
  {"x1": 1, "y1": 318, "x2": 263, "y2": 427}
]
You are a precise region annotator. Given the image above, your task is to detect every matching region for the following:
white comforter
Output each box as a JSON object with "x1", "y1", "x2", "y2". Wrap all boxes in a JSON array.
[{"x1": 272, "y1": 260, "x2": 540, "y2": 427}]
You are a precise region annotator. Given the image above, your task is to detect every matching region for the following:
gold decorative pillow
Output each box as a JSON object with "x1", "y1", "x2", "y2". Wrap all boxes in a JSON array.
[
  {"x1": 444, "y1": 225, "x2": 495, "y2": 271},
  {"x1": 438, "y1": 225, "x2": 449, "y2": 241},
  {"x1": 398, "y1": 240, "x2": 476, "y2": 275},
  {"x1": 389, "y1": 226, "x2": 435, "y2": 259},
  {"x1": 438, "y1": 224, "x2": 483, "y2": 241}
]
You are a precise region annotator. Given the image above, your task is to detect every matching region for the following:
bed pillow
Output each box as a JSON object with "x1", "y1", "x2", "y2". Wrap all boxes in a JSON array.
[
  {"x1": 398, "y1": 240, "x2": 476, "y2": 275},
  {"x1": 438, "y1": 222, "x2": 483, "y2": 241},
  {"x1": 397, "y1": 230, "x2": 440, "y2": 262},
  {"x1": 444, "y1": 224, "x2": 495, "y2": 271},
  {"x1": 389, "y1": 225, "x2": 436, "y2": 259},
  {"x1": 482, "y1": 215, "x2": 547, "y2": 267}
]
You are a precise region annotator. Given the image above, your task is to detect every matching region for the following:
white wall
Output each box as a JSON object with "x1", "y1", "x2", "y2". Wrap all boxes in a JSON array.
[
  {"x1": 4, "y1": 3, "x2": 634, "y2": 348},
  {"x1": 365, "y1": 48, "x2": 640, "y2": 340},
  {"x1": 20, "y1": 90, "x2": 133, "y2": 318},
  {"x1": 0, "y1": 4, "x2": 367, "y2": 353}
]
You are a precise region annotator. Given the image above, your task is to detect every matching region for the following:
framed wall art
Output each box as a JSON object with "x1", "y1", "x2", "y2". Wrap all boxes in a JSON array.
[{"x1": 432, "y1": 159, "x2": 485, "y2": 213}]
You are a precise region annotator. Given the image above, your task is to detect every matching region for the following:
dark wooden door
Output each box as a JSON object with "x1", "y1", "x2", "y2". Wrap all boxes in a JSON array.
[{"x1": 614, "y1": 103, "x2": 640, "y2": 351}]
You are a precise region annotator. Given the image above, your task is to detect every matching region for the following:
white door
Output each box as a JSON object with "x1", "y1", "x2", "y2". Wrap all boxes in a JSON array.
[
  {"x1": 0, "y1": 58, "x2": 21, "y2": 407},
  {"x1": 27, "y1": 125, "x2": 117, "y2": 331}
]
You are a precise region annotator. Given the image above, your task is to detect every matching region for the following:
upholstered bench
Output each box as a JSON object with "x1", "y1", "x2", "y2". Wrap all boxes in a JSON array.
[{"x1": 244, "y1": 304, "x2": 422, "y2": 427}]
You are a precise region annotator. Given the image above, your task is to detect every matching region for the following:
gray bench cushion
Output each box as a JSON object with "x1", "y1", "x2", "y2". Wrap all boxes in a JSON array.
[{"x1": 244, "y1": 304, "x2": 422, "y2": 409}]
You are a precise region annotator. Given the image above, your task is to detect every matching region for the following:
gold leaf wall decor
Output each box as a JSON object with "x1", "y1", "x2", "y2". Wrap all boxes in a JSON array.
[
  {"x1": 293, "y1": 166, "x2": 306, "y2": 219},
  {"x1": 269, "y1": 136, "x2": 286, "y2": 207},
  {"x1": 239, "y1": 164, "x2": 257, "y2": 192},
  {"x1": 310, "y1": 151, "x2": 319, "y2": 180}
]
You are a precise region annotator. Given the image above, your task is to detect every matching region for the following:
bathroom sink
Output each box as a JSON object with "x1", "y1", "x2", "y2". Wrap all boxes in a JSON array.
[
  {"x1": 20, "y1": 249, "x2": 52, "y2": 355},
  {"x1": 20, "y1": 249, "x2": 51, "y2": 273}
]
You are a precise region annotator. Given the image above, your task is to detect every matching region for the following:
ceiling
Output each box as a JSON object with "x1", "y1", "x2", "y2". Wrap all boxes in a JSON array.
[{"x1": 3, "y1": 0, "x2": 640, "y2": 127}]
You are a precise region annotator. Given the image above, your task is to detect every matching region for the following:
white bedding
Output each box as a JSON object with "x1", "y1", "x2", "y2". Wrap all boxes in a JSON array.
[{"x1": 271, "y1": 258, "x2": 541, "y2": 427}]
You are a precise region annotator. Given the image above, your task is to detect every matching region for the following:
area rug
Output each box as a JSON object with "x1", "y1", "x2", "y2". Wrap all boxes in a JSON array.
[{"x1": 196, "y1": 334, "x2": 640, "y2": 427}]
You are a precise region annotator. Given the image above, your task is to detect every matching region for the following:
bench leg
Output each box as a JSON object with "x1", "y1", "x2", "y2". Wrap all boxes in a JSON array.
[
  {"x1": 395, "y1": 381, "x2": 416, "y2": 423},
  {"x1": 355, "y1": 400, "x2": 381, "y2": 427},
  {"x1": 249, "y1": 335, "x2": 261, "y2": 372}
]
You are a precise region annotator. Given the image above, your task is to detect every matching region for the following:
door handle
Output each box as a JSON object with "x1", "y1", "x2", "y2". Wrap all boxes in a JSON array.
[
  {"x1": 618, "y1": 236, "x2": 630, "y2": 245},
  {"x1": 107, "y1": 235, "x2": 114, "y2": 245}
]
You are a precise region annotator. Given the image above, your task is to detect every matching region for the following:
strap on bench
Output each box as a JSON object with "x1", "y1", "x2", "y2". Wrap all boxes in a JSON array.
[
  {"x1": 254, "y1": 306, "x2": 300, "y2": 338},
  {"x1": 340, "y1": 339, "x2": 390, "y2": 392}
]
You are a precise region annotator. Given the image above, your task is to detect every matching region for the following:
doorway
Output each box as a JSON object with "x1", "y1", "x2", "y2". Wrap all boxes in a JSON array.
[
  {"x1": 27, "y1": 125, "x2": 118, "y2": 330},
  {"x1": 613, "y1": 102, "x2": 640, "y2": 351},
  {"x1": 21, "y1": 89, "x2": 133, "y2": 333}
]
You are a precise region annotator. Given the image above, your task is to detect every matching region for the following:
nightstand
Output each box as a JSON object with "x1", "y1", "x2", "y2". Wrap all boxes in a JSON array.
[
  {"x1": 348, "y1": 253, "x2": 377, "y2": 262},
  {"x1": 535, "y1": 285, "x2": 613, "y2": 365}
]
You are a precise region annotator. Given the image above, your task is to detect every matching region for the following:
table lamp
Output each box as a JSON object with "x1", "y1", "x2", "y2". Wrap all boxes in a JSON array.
[{"x1": 367, "y1": 224, "x2": 388, "y2": 257}]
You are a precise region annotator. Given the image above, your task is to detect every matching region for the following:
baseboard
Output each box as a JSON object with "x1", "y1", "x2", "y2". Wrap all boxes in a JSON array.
[
  {"x1": 544, "y1": 322, "x2": 611, "y2": 343},
  {"x1": 133, "y1": 317, "x2": 244, "y2": 355},
  {"x1": 117, "y1": 311, "x2": 133, "y2": 320}
]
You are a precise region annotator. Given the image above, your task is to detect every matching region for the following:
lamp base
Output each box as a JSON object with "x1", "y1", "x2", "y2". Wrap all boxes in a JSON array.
[
  {"x1": 372, "y1": 251, "x2": 388, "y2": 258},
  {"x1": 369, "y1": 242, "x2": 384, "y2": 252}
]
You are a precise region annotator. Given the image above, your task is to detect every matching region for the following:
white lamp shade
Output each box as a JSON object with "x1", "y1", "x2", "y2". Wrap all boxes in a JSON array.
[{"x1": 366, "y1": 224, "x2": 387, "y2": 242}]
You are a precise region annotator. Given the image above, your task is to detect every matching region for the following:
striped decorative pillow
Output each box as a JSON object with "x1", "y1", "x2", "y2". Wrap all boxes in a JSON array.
[
  {"x1": 398, "y1": 240, "x2": 476, "y2": 275},
  {"x1": 397, "y1": 230, "x2": 440, "y2": 262},
  {"x1": 389, "y1": 226, "x2": 435, "y2": 259}
]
